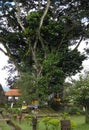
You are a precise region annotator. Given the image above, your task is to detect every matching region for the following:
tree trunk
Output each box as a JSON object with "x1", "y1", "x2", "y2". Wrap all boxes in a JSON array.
[{"x1": 85, "y1": 106, "x2": 89, "y2": 124}]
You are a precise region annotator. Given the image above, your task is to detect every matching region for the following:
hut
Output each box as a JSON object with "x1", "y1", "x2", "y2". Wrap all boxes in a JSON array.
[{"x1": 5, "y1": 89, "x2": 21, "y2": 102}]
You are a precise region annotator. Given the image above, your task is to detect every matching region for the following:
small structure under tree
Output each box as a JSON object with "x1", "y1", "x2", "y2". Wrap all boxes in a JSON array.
[{"x1": 5, "y1": 89, "x2": 21, "y2": 102}]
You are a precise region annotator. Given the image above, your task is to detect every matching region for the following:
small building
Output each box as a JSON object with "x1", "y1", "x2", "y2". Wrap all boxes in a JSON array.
[{"x1": 5, "y1": 89, "x2": 21, "y2": 102}]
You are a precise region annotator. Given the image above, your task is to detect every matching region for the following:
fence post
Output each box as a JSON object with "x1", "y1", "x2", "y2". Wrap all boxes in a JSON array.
[
  {"x1": 60, "y1": 120, "x2": 71, "y2": 130},
  {"x1": 32, "y1": 116, "x2": 37, "y2": 130}
]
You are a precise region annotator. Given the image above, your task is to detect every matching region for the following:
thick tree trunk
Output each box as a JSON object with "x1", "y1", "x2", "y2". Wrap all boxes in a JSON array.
[{"x1": 85, "y1": 106, "x2": 89, "y2": 124}]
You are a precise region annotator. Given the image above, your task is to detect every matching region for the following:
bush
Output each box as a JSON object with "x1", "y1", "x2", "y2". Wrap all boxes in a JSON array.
[
  {"x1": 70, "y1": 120, "x2": 77, "y2": 129},
  {"x1": 68, "y1": 106, "x2": 83, "y2": 115},
  {"x1": 48, "y1": 119, "x2": 59, "y2": 126},
  {"x1": 48, "y1": 119, "x2": 59, "y2": 130},
  {"x1": 41, "y1": 117, "x2": 51, "y2": 130},
  {"x1": 42, "y1": 117, "x2": 51, "y2": 123},
  {"x1": 61, "y1": 112, "x2": 69, "y2": 120}
]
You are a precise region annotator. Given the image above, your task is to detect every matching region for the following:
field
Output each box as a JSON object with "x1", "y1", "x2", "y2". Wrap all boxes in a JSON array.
[
  {"x1": 14, "y1": 115, "x2": 89, "y2": 130},
  {"x1": 0, "y1": 107, "x2": 89, "y2": 130}
]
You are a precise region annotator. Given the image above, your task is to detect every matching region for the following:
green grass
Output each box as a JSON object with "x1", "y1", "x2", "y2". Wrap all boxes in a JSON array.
[
  {"x1": 0, "y1": 121, "x2": 11, "y2": 130},
  {"x1": 13, "y1": 119, "x2": 32, "y2": 130},
  {"x1": 76, "y1": 124, "x2": 89, "y2": 130},
  {"x1": 13, "y1": 115, "x2": 89, "y2": 130},
  {"x1": 70, "y1": 116, "x2": 89, "y2": 130},
  {"x1": 0, "y1": 114, "x2": 11, "y2": 130}
]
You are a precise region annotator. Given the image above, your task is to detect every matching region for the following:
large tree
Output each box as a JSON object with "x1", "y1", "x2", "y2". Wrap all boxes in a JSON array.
[{"x1": 0, "y1": 0, "x2": 89, "y2": 103}]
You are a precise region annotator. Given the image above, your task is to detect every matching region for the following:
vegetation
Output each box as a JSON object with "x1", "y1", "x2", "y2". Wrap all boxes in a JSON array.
[
  {"x1": 0, "y1": 0, "x2": 88, "y2": 103},
  {"x1": 0, "y1": 105, "x2": 88, "y2": 130},
  {"x1": 0, "y1": 122, "x2": 10, "y2": 130},
  {"x1": 68, "y1": 73, "x2": 89, "y2": 123},
  {"x1": 0, "y1": 0, "x2": 89, "y2": 125},
  {"x1": 11, "y1": 115, "x2": 89, "y2": 130}
]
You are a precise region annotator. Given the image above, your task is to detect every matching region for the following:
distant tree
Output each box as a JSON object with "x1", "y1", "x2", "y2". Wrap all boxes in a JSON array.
[{"x1": 70, "y1": 73, "x2": 89, "y2": 123}]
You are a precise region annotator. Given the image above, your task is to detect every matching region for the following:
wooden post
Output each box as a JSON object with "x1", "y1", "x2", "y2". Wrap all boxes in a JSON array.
[
  {"x1": 32, "y1": 116, "x2": 37, "y2": 130},
  {"x1": 60, "y1": 120, "x2": 71, "y2": 130}
]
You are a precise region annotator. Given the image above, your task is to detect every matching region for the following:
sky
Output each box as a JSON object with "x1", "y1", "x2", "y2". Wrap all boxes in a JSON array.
[
  {"x1": 0, "y1": 44, "x2": 9, "y2": 91},
  {"x1": 0, "y1": 41, "x2": 89, "y2": 90},
  {"x1": 74, "y1": 41, "x2": 89, "y2": 75},
  {"x1": 66, "y1": 40, "x2": 89, "y2": 82}
]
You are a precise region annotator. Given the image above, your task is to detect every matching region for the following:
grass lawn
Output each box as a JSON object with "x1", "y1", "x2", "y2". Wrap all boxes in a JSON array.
[
  {"x1": 13, "y1": 115, "x2": 89, "y2": 130},
  {"x1": 13, "y1": 119, "x2": 32, "y2": 130},
  {"x1": 0, "y1": 115, "x2": 11, "y2": 130},
  {"x1": 0, "y1": 121, "x2": 11, "y2": 130},
  {"x1": 70, "y1": 116, "x2": 89, "y2": 130}
]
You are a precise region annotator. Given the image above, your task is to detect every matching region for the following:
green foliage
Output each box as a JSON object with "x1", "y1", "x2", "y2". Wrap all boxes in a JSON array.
[
  {"x1": 69, "y1": 73, "x2": 89, "y2": 123},
  {"x1": 41, "y1": 117, "x2": 51, "y2": 129},
  {"x1": 7, "y1": 115, "x2": 89, "y2": 130},
  {"x1": 61, "y1": 112, "x2": 69, "y2": 120},
  {"x1": 48, "y1": 118, "x2": 59, "y2": 126},
  {"x1": 70, "y1": 73, "x2": 89, "y2": 107},
  {"x1": 48, "y1": 119, "x2": 59, "y2": 130},
  {"x1": 9, "y1": 107, "x2": 21, "y2": 114},
  {"x1": 0, "y1": 0, "x2": 88, "y2": 106},
  {"x1": 42, "y1": 117, "x2": 51, "y2": 124},
  {"x1": 41, "y1": 117, "x2": 59, "y2": 130},
  {"x1": 68, "y1": 106, "x2": 84, "y2": 115},
  {"x1": 70, "y1": 120, "x2": 77, "y2": 129},
  {"x1": 25, "y1": 115, "x2": 32, "y2": 124},
  {"x1": 14, "y1": 72, "x2": 38, "y2": 103}
]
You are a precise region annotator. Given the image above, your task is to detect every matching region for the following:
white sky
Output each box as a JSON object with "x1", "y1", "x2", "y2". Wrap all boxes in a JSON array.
[
  {"x1": 66, "y1": 40, "x2": 89, "y2": 82},
  {"x1": 75, "y1": 40, "x2": 89, "y2": 75},
  {"x1": 0, "y1": 44, "x2": 9, "y2": 90},
  {"x1": 0, "y1": 41, "x2": 89, "y2": 89}
]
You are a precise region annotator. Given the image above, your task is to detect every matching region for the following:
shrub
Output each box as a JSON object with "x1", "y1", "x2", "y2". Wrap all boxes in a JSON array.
[
  {"x1": 48, "y1": 119, "x2": 59, "y2": 126},
  {"x1": 68, "y1": 106, "x2": 83, "y2": 115},
  {"x1": 61, "y1": 112, "x2": 69, "y2": 120},
  {"x1": 42, "y1": 117, "x2": 51, "y2": 123},
  {"x1": 70, "y1": 120, "x2": 77, "y2": 129},
  {"x1": 48, "y1": 119, "x2": 59, "y2": 130},
  {"x1": 41, "y1": 117, "x2": 51, "y2": 130}
]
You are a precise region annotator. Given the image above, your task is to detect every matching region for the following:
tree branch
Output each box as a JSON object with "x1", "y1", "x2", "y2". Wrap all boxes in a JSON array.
[
  {"x1": 32, "y1": 0, "x2": 51, "y2": 76},
  {"x1": 14, "y1": 0, "x2": 25, "y2": 31},
  {"x1": 31, "y1": 42, "x2": 43, "y2": 77},
  {"x1": 0, "y1": 47, "x2": 7, "y2": 55},
  {"x1": 39, "y1": 0, "x2": 50, "y2": 31},
  {"x1": 72, "y1": 36, "x2": 83, "y2": 51},
  {"x1": 58, "y1": 26, "x2": 75, "y2": 50},
  {"x1": 38, "y1": 0, "x2": 41, "y2": 9},
  {"x1": 38, "y1": 0, "x2": 50, "y2": 58}
]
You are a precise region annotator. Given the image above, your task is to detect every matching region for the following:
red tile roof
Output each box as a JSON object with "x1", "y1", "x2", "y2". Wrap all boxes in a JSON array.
[{"x1": 5, "y1": 89, "x2": 21, "y2": 96}]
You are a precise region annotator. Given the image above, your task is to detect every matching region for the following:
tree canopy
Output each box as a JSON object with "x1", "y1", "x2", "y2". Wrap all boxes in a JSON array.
[{"x1": 0, "y1": 0, "x2": 89, "y2": 102}]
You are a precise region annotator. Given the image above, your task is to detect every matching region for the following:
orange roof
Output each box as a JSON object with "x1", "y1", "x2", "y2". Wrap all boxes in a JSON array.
[{"x1": 5, "y1": 89, "x2": 21, "y2": 96}]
